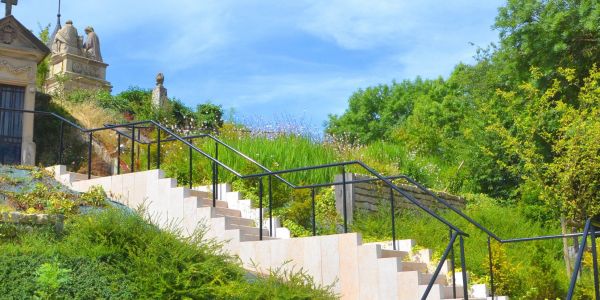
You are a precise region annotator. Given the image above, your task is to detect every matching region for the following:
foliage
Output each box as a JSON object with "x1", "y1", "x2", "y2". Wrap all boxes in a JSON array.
[
  {"x1": 0, "y1": 207, "x2": 336, "y2": 299},
  {"x1": 351, "y1": 195, "x2": 568, "y2": 299},
  {"x1": 196, "y1": 102, "x2": 224, "y2": 132},
  {"x1": 34, "y1": 262, "x2": 72, "y2": 300},
  {"x1": 36, "y1": 24, "x2": 51, "y2": 90}
]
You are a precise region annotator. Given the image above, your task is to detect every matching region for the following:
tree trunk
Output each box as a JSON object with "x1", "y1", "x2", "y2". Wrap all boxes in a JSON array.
[{"x1": 561, "y1": 216, "x2": 573, "y2": 277}]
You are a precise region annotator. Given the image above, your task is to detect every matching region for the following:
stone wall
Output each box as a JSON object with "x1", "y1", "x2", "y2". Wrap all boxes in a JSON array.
[
  {"x1": 0, "y1": 211, "x2": 64, "y2": 232},
  {"x1": 334, "y1": 173, "x2": 466, "y2": 224}
]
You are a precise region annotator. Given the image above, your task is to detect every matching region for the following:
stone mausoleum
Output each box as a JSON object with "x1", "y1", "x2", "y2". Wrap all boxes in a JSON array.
[{"x1": 0, "y1": 3, "x2": 50, "y2": 165}]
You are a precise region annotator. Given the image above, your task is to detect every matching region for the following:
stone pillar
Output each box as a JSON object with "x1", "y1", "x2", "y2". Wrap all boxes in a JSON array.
[
  {"x1": 152, "y1": 84, "x2": 167, "y2": 107},
  {"x1": 334, "y1": 173, "x2": 356, "y2": 225},
  {"x1": 152, "y1": 72, "x2": 168, "y2": 108}
]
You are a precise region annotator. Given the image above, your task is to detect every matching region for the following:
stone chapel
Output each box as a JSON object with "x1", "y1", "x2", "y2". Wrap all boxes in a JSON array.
[{"x1": 0, "y1": 4, "x2": 50, "y2": 165}]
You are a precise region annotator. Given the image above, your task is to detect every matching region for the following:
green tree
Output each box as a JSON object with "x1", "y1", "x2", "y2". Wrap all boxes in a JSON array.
[
  {"x1": 195, "y1": 103, "x2": 223, "y2": 132},
  {"x1": 494, "y1": 0, "x2": 600, "y2": 90}
]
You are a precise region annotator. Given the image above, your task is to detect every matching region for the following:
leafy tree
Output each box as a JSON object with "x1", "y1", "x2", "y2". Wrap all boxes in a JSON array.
[
  {"x1": 494, "y1": 0, "x2": 600, "y2": 90},
  {"x1": 195, "y1": 103, "x2": 224, "y2": 132}
]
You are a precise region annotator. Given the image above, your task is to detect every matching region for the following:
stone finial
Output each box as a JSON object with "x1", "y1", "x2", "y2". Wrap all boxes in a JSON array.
[
  {"x1": 152, "y1": 72, "x2": 168, "y2": 107},
  {"x1": 156, "y1": 72, "x2": 164, "y2": 86}
]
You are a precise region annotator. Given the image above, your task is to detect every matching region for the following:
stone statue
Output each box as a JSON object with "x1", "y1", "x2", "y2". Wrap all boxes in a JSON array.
[
  {"x1": 52, "y1": 20, "x2": 81, "y2": 56},
  {"x1": 83, "y1": 26, "x2": 102, "y2": 62}
]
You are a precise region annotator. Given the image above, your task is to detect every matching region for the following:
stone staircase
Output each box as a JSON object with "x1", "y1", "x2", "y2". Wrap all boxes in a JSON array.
[{"x1": 49, "y1": 166, "x2": 505, "y2": 300}]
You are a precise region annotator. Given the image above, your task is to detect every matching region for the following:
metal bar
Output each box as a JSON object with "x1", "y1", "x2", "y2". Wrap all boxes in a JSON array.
[
  {"x1": 592, "y1": 224, "x2": 599, "y2": 300},
  {"x1": 147, "y1": 143, "x2": 150, "y2": 170},
  {"x1": 399, "y1": 174, "x2": 501, "y2": 241},
  {"x1": 460, "y1": 235, "x2": 469, "y2": 300},
  {"x1": 259, "y1": 177, "x2": 264, "y2": 241},
  {"x1": 87, "y1": 132, "x2": 92, "y2": 179},
  {"x1": 189, "y1": 140, "x2": 193, "y2": 189},
  {"x1": 269, "y1": 175, "x2": 273, "y2": 237},
  {"x1": 502, "y1": 231, "x2": 600, "y2": 243},
  {"x1": 157, "y1": 128, "x2": 161, "y2": 169},
  {"x1": 422, "y1": 231, "x2": 458, "y2": 300},
  {"x1": 567, "y1": 218, "x2": 592, "y2": 300},
  {"x1": 312, "y1": 187, "x2": 316, "y2": 236},
  {"x1": 130, "y1": 125, "x2": 135, "y2": 173},
  {"x1": 58, "y1": 120, "x2": 64, "y2": 164},
  {"x1": 488, "y1": 236, "x2": 495, "y2": 299},
  {"x1": 117, "y1": 133, "x2": 121, "y2": 175},
  {"x1": 244, "y1": 160, "x2": 356, "y2": 179},
  {"x1": 450, "y1": 228, "x2": 456, "y2": 299},
  {"x1": 390, "y1": 187, "x2": 396, "y2": 251},
  {"x1": 212, "y1": 161, "x2": 217, "y2": 207},
  {"x1": 215, "y1": 142, "x2": 219, "y2": 200},
  {"x1": 341, "y1": 166, "x2": 348, "y2": 233}
]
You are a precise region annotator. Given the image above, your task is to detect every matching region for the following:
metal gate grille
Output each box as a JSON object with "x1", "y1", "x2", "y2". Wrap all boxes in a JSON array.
[{"x1": 0, "y1": 84, "x2": 25, "y2": 164}]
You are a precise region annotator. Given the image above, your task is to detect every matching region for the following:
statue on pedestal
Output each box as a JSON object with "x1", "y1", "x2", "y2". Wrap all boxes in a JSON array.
[
  {"x1": 52, "y1": 20, "x2": 81, "y2": 56},
  {"x1": 83, "y1": 26, "x2": 102, "y2": 62}
]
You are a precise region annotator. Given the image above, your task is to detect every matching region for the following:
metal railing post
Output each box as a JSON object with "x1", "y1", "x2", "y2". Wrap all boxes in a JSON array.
[
  {"x1": 146, "y1": 143, "x2": 150, "y2": 170},
  {"x1": 567, "y1": 218, "x2": 592, "y2": 300},
  {"x1": 312, "y1": 187, "x2": 317, "y2": 236},
  {"x1": 215, "y1": 142, "x2": 219, "y2": 200},
  {"x1": 58, "y1": 120, "x2": 64, "y2": 164},
  {"x1": 259, "y1": 177, "x2": 264, "y2": 241},
  {"x1": 488, "y1": 236, "x2": 495, "y2": 299},
  {"x1": 342, "y1": 166, "x2": 348, "y2": 233},
  {"x1": 592, "y1": 224, "x2": 599, "y2": 300},
  {"x1": 450, "y1": 229, "x2": 456, "y2": 298},
  {"x1": 422, "y1": 231, "x2": 458, "y2": 300},
  {"x1": 268, "y1": 175, "x2": 273, "y2": 237},
  {"x1": 390, "y1": 187, "x2": 396, "y2": 250},
  {"x1": 130, "y1": 125, "x2": 135, "y2": 173},
  {"x1": 156, "y1": 127, "x2": 161, "y2": 169},
  {"x1": 87, "y1": 132, "x2": 92, "y2": 179},
  {"x1": 117, "y1": 133, "x2": 121, "y2": 175},
  {"x1": 188, "y1": 139, "x2": 193, "y2": 189},
  {"x1": 460, "y1": 235, "x2": 469, "y2": 300},
  {"x1": 212, "y1": 160, "x2": 217, "y2": 207}
]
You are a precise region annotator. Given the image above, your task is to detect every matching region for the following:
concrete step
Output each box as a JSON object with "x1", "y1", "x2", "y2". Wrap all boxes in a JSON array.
[
  {"x1": 224, "y1": 216, "x2": 255, "y2": 227},
  {"x1": 420, "y1": 272, "x2": 447, "y2": 286},
  {"x1": 380, "y1": 249, "x2": 409, "y2": 259},
  {"x1": 239, "y1": 233, "x2": 278, "y2": 242},
  {"x1": 400, "y1": 261, "x2": 429, "y2": 273},
  {"x1": 197, "y1": 206, "x2": 242, "y2": 218},
  {"x1": 227, "y1": 223, "x2": 270, "y2": 237}
]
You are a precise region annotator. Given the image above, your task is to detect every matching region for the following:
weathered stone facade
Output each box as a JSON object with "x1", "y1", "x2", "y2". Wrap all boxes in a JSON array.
[
  {"x1": 334, "y1": 173, "x2": 466, "y2": 224},
  {"x1": 0, "y1": 15, "x2": 50, "y2": 165}
]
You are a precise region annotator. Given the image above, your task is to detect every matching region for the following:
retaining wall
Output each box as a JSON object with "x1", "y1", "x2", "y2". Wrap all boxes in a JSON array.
[{"x1": 334, "y1": 174, "x2": 466, "y2": 224}]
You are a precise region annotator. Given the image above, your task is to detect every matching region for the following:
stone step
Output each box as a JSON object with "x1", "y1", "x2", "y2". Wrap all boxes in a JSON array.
[
  {"x1": 224, "y1": 216, "x2": 255, "y2": 227},
  {"x1": 227, "y1": 223, "x2": 270, "y2": 237},
  {"x1": 400, "y1": 261, "x2": 428, "y2": 273},
  {"x1": 197, "y1": 206, "x2": 242, "y2": 218},
  {"x1": 239, "y1": 233, "x2": 278, "y2": 242},
  {"x1": 380, "y1": 249, "x2": 409, "y2": 259},
  {"x1": 420, "y1": 272, "x2": 447, "y2": 286}
]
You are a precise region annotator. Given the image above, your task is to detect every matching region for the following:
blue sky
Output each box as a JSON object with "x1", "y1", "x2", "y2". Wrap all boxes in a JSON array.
[{"x1": 18, "y1": 0, "x2": 505, "y2": 131}]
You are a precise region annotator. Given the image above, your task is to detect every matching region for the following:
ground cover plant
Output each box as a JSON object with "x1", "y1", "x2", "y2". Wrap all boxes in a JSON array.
[{"x1": 0, "y1": 165, "x2": 337, "y2": 299}]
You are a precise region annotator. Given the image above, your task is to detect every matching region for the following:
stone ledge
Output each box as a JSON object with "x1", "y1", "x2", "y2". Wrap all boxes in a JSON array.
[{"x1": 0, "y1": 211, "x2": 64, "y2": 232}]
